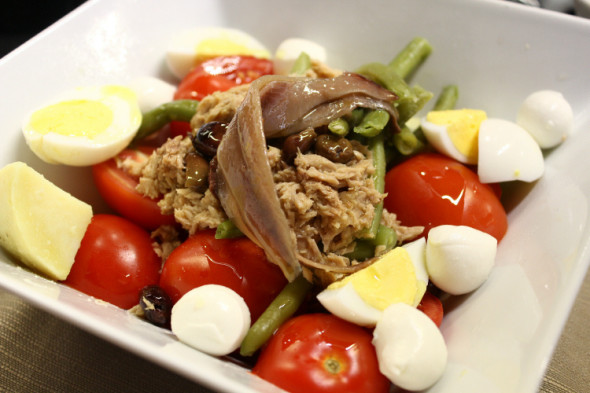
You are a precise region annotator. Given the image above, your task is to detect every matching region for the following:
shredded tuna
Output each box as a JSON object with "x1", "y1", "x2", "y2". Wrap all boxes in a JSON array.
[
  {"x1": 150, "y1": 225, "x2": 181, "y2": 263},
  {"x1": 190, "y1": 84, "x2": 250, "y2": 130}
]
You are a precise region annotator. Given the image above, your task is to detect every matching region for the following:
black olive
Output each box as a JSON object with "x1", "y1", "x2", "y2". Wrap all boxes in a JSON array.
[
  {"x1": 193, "y1": 121, "x2": 228, "y2": 158},
  {"x1": 139, "y1": 285, "x2": 173, "y2": 328},
  {"x1": 315, "y1": 134, "x2": 355, "y2": 164},
  {"x1": 282, "y1": 128, "x2": 317, "y2": 164},
  {"x1": 184, "y1": 151, "x2": 209, "y2": 192}
]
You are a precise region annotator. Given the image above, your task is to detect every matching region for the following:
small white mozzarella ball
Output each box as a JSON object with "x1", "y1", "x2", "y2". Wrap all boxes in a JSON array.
[
  {"x1": 517, "y1": 90, "x2": 573, "y2": 148},
  {"x1": 426, "y1": 225, "x2": 497, "y2": 295},
  {"x1": 171, "y1": 284, "x2": 251, "y2": 356},
  {"x1": 128, "y1": 76, "x2": 176, "y2": 113},
  {"x1": 22, "y1": 85, "x2": 142, "y2": 166},
  {"x1": 373, "y1": 303, "x2": 447, "y2": 391},
  {"x1": 273, "y1": 38, "x2": 327, "y2": 75},
  {"x1": 478, "y1": 118, "x2": 544, "y2": 183},
  {"x1": 166, "y1": 27, "x2": 270, "y2": 79}
]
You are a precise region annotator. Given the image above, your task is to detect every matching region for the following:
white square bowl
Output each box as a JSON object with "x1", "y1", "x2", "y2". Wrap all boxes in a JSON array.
[{"x1": 1, "y1": 0, "x2": 590, "y2": 392}]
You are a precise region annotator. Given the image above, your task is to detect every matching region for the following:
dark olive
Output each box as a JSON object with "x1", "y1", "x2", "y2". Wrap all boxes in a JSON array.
[
  {"x1": 315, "y1": 134, "x2": 355, "y2": 164},
  {"x1": 193, "y1": 121, "x2": 228, "y2": 158},
  {"x1": 282, "y1": 128, "x2": 317, "y2": 164},
  {"x1": 139, "y1": 285, "x2": 172, "y2": 328},
  {"x1": 184, "y1": 151, "x2": 209, "y2": 192}
]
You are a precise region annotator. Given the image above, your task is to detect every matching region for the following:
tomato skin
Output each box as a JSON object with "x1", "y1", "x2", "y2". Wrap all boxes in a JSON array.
[
  {"x1": 174, "y1": 55, "x2": 273, "y2": 101},
  {"x1": 417, "y1": 291, "x2": 444, "y2": 327},
  {"x1": 92, "y1": 147, "x2": 176, "y2": 230},
  {"x1": 159, "y1": 229, "x2": 287, "y2": 321},
  {"x1": 63, "y1": 214, "x2": 161, "y2": 309},
  {"x1": 383, "y1": 153, "x2": 508, "y2": 242},
  {"x1": 253, "y1": 313, "x2": 390, "y2": 393}
]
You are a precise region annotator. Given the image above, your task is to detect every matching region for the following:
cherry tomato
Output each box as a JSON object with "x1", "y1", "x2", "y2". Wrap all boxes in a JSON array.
[
  {"x1": 168, "y1": 120, "x2": 192, "y2": 138},
  {"x1": 174, "y1": 55, "x2": 273, "y2": 101},
  {"x1": 63, "y1": 214, "x2": 161, "y2": 309},
  {"x1": 159, "y1": 229, "x2": 287, "y2": 321},
  {"x1": 253, "y1": 313, "x2": 390, "y2": 393},
  {"x1": 383, "y1": 153, "x2": 508, "y2": 242},
  {"x1": 92, "y1": 147, "x2": 176, "y2": 230},
  {"x1": 417, "y1": 291, "x2": 444, "y2": 327}
]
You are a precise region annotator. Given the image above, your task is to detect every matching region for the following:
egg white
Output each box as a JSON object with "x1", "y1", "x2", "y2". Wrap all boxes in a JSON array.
[
  {"x1": 128, "y1": 76, "x2": 176, "y2": 113},
  {"x1": 166, "y1": 27, "x2": 270, "y2": 79},
  {"x1": 273, "y1": 37, "x2": 327, "y2": 75},
  {"x1": 478, "y1": 118, "x2": 544, "y2": 183},
  {"x1": 22, "y1": 85, "x2": 142, "y2": 167}
]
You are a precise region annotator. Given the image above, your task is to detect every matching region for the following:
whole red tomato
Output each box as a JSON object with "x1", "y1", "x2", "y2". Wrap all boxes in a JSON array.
[
  {"x1": 92, "y1": 146, "x2": 176, "y2": 230},
  {"x1": 174, "y1": 55, "x2": 273, "y2": 101},
  {"x1": 253, "y1": 313, "x2": 390, "y2": 393},
  {"x1": 63, "y1": 214, "x2": 161, "y2": 309},
  {"x1": 383, "y1": 153, "x2": 507, "y2": 242},
  {"x1": 159, "y1": 229, "x2": 287, "y2": 321}
]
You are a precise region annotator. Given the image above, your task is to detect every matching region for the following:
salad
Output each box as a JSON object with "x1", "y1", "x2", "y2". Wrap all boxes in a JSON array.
[{"x1": 0, "y1": 26, "x2": 574, "y2": 393}]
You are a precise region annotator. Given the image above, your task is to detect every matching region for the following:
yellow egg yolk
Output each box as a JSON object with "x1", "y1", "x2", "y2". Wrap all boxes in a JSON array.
[
  {"x1": 426, "y1": 109, "x2": 487, "y2": 161},
  {"x1": 328, "y1": 247, "x2": 420, "y2": 310},
  {"x1": 29, "y1": 99, "x2": 113, "y2": 138},
  {"x1": 195, "y1": 38, "x2": 270, "y2": 62}
]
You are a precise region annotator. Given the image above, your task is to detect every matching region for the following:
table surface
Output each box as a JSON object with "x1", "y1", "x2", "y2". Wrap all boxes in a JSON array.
[{"x1": 1, "y1": 2, "x2": 589, "y2": 392}]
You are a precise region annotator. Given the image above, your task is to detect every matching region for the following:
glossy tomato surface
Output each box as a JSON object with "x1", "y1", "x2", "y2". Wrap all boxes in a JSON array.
[
  {"x1": 253, "y1": 313, "x2": 390, "y2": 393},
  {"x1": 92, "y1": 146, "x2": 176, "y2": 230},
  {"x1": 159, "y1": 229, "x2": 287, "y2": 321},
  {"x1": 417, "y1": 291, "x2": 444, "y2": 327},
  {"x1": 174, "y1": 55, "x2": 273, "y2": 101},
  {"x1": 383, "y1": 153, "x2": 508, "y2": 242},
  {"x1": 63, "y1": 214, "x2": 161, "y2": 309}
]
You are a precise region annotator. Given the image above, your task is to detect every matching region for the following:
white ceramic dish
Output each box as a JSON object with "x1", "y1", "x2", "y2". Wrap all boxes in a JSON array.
[{"x1": 1, "y1": 0, "x2": 590, "y2": 392}]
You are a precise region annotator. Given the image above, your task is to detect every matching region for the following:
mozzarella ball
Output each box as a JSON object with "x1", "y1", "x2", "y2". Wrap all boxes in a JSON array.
[
  {"x1": 317, "y1": 246, "x2": 425, "y2": 327},
  {"x1": 478, "y1": 118, "x2": 544, "y2": 183},
  {"x1": 517, "y1": 90, "x2": 573, "y2": 148},
  {"x1": 128, "y1": 76, "x2": 176, "y2": 113},
  {"x1": 171, "y1": 284, "x2": 251, "y2": 356},
  {"x1": 421, "y1": 109, "x2": 487, "y2": 164},
  {"x1": 426, "y1": 225, "x2": 497, "y2": 295},
  {"x1": 22, "y1": 85, "x2": 142, "y2": 166},
  {"x1": 273, "y1": 38, "x2": 327, "y2": 75},
  {"x1": 372, "y1": 303, "x2": 447, "y2": 391},
  {"x1": 166, "y1": 27, "x2": 270, "y2": 79}
]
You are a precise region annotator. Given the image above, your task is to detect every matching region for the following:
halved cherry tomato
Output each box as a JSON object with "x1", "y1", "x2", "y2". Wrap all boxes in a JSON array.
[
  {"x1": 253, "y1": 313, "x2": 390, "y2": 393},
  {"x1": 169, "y1": 120, "x2": 193, "y2": 138},
  {"x1": 159, "y1": 229, "x2": 287, "y2": 321},
  {"x1": 63, "y1": 214, "x2": 161, "y2": 309},
  {"x1": 92, "y1": 147, "x2": 176, "y2": 230},
  {"x1": 417, "y1": 291, "x2": 444, "y2": 327},
  {"x1": 383, "y1": 153, "x2": 508, "y2": 242},
  {"x1": 173, "y1": 55, "x2": 273, "y2": 101}
]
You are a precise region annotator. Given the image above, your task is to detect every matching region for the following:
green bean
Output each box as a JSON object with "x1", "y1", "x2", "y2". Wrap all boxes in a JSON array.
[
  {"x1": 371, "y1": 224, "x2": 397, "y2": 249},
  {"x1": 328, "y1": 117, "x2": 350, "y2": 136},
  {"x1": 356, "y1": 62, "x2": 412, "y2": 99},
  {"x1": 393, "y1": 127, "x2": 425, "y2": 156},
  {"x1": 389, "y1": 37, "x2": 433, "y2": 80},
  {"x1": 353, "y1": 109, "x2": 390, "y2": 137},
  {"x1": 396, "y1": 85, "x2": 433, "y2": 125},
  {"x1": 133, "y1": 100, "x2": 199, "y2": 141},
  {"x1": 345, "y1": 239, "x2": 376, "y2": 261},
  {"x1": 290, "y1": 52, "x2": 312, "y2": 75},
  {"x1": 214, "y1": 219, "x2": 244, "y2": 239},
  {"x1": 240, "y1": 274, "x2": 312, "y2": 356},
  {"x1": 348, "y1": 108, "x2": 366, "y2": 126},
  {"x1": 433, "y1": 84, "x2": 459, "y2": 111}
]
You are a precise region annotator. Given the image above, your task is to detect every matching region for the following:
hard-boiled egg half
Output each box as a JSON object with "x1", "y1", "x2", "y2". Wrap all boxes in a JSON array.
[
  {"x1": 128, "y1": 76, "x2": 176, "y2": 114},
  {"x1": 273, "y1": 38, "x2": 327, "y2": 75},
  {"x1": 421, "y1": 109, "x2": 487, "y2": 165},
  {"x1": 22, "y1": 85, "x2": 142, "y2": 167},
  {"x1": 166, "y1": 27, "x2": 271, "y2": 80},
  {"x1": 317, "y1": 239, "x2": 428, "y2": 327}
]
